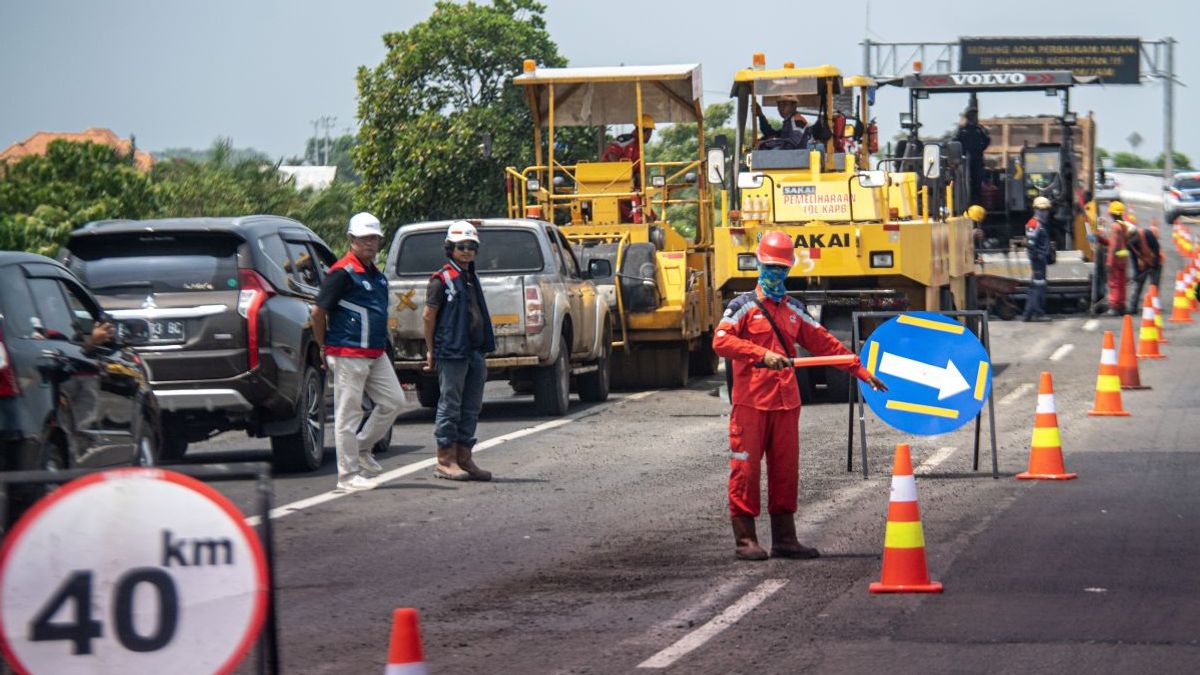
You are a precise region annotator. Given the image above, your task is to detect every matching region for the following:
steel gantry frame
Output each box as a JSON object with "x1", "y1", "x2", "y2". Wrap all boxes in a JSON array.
[{"x1": 861, "y1": 38, "x2": 1180, "y2": 183}]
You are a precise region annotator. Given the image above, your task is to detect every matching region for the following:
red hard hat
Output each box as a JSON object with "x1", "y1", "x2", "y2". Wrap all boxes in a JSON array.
[{"x1": 757, "y1": 231, "x2": 795, "y2": 267}]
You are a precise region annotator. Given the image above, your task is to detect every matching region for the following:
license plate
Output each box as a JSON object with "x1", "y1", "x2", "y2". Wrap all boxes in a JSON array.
[{"x1": 148, "y1": 320, "x2": 186, "y2": 344}]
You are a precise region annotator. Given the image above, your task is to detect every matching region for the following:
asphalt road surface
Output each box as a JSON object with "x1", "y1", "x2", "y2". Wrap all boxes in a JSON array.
[{"x1": 156, "y1": 201, "x2": 1195, "y2": 674}]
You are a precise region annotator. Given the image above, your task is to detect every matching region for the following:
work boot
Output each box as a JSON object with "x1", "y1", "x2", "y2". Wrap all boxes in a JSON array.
[
  {"x1": 731, "y1": 516, "x2": 768, "y2": 561},
  {"x1": 769, "y1": 513, "x2": 820, "y2": 559},
  {"x1": 434, "y1": 446, "x2": 470, "y2": 481},
  {"x1": 456, "y1": 443, "x2": 492, "y2": 482}
]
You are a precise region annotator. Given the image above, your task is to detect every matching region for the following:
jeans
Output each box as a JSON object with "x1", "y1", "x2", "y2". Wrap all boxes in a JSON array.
[
  {"x1": 1024, "y1": 267, "x2": 1047, "y2": 319},
  {"x1": 435, "y1": 351, "x2": 487, "y2": 450},
  {"x1": 328, "y1": 353, "x2": 407, "y2": 479},
  {"x1": 1129, "y1": 267, "x2": 1162, "y2": 315}
]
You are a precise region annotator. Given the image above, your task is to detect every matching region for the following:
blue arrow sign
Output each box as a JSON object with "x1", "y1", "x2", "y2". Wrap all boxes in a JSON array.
[{"x1": 859, "y1": 312, "x2": 991, "y2": 435}]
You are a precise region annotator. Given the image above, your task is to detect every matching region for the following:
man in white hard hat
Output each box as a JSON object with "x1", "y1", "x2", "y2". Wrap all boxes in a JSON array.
[
  {"x1": 312, "y1": 212, "x2": 407, "y2": 491},
  {"x1": 1022, "y1": 196, "x2": 1054, "y2": 322},
  {"x1": 423, "y1": 221, "x2": 495, "y2": 481}
]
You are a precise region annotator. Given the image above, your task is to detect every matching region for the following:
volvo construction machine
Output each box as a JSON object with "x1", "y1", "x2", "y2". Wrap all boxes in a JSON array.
[
  {"x1": 506, "y1": 62, "x2": 721, "y2": 387},
  {"x1": 708, "y1": 56, "x2": 976, "y2": 400}
]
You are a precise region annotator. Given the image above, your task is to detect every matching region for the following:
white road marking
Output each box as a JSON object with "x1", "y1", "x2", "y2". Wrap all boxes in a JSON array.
[
  {"x1": 247, "y1": 391, "x2": 660, "y2": 525},
  {"x1": 636, "y1": 579, "x2": 788, "y2": 669},
  {"x1": 1083, "y1": 319, "x2": 1100, "y2": 332},
  {"x1": 916, "y1": 446, "x2": 957, "y2": 475},
  {"x1": 626, "y1": 577, "x2": 749, "y2": 647},
  {"x1": 998, "y1": 383, "x2": 1034, "y2": 407},
  {"x1": 1048, "y1": 344, "x2": 1075, "y2": 361}
]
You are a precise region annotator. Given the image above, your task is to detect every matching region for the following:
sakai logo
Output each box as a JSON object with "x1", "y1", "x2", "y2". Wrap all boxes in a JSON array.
[{"x1": 792, "y1": 232, "x2": 851, "y2": 248}]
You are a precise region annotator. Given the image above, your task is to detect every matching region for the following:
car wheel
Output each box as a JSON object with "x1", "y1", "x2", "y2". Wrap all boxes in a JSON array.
[
  {"x1": 416, "y1": 377, "x2": 440, "y2": 408},
  {"x1": 534, "y1": 344, "x2": 570, "y2": 416},
  {"x1": 578, "y1": 321, "x2": 612, "y2": 403},
  {"x1": 133, "y1": 413, "x2": 158, "y2": 467},
  {"x1": 271, "y1": 365, "x2": 325, "y2": 473}
]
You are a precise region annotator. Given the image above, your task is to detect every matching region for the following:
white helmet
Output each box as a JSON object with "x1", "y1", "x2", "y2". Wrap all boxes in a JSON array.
[
  {"x1": 1032, "y1": 196, "x2": 1052, "y2": 210},
  {"x1": 347, "y1": 212, "x2": 383, "y2": 237},
  {"x1": 446, "y1": 220, "x2": 480, "y2": 244}
]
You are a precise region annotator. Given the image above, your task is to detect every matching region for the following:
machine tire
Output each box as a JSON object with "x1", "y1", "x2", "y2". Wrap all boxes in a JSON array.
[
  {"x1": 578, "y1": 321, "x2": 612, "y2": 403},
  {"x1": 534, "y1": 344, "x2": 571, "y2": 416},
  {"x1": 417, "y1": 376, "x2": 440, "y2": 408},
  {"x1": 658, "y1": 343, "x2": 690, "y2": 388},
  {"x1": 619, "y1": 243, "x2": 659, "y2": 312},
  {"x1": 271, "y1": 365, "x2": 326, "y2": 473}
]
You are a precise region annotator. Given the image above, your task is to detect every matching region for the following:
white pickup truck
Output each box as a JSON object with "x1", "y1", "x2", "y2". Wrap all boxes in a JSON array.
[{"x1": 385, "y1": 219, "x2": 612, "y2": 416}]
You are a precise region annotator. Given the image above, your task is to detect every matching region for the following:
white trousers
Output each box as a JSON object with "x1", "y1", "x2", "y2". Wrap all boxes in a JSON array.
[{"x1": 327, "y1": 354, "x2": 407, "y2": 479}]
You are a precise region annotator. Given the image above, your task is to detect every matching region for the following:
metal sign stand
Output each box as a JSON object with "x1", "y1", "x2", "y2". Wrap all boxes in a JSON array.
[
  {"x1": 847, "y1": 310, "x2": 999, "y2": 479},
  {"x1": 0, "y1": 463, "x2": 280, "y2": 675}
]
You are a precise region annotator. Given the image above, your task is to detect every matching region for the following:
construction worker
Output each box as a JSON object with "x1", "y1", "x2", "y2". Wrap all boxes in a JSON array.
[
  {"x1": 1023, "y1": 196, "x2": 1053, "y2": 322},
  {"x1": 713, "y1": 231, "x2": 887, "y2": 561},
  {"x1": 1102, "y1": 201, "x2": 1131, "y2": 315},
  {"x1": 953, "y1": 108, "x2": 991, "y2": 206},
  {"x1": 756, "y1": 96, "x2": 808, "y2": 149},
  {"x1": 602, "y1": 114, "x2": 655, "y2": 222},
  {"x1": 1127, "y1": 212, "x2": 1162, "y2": 315}
]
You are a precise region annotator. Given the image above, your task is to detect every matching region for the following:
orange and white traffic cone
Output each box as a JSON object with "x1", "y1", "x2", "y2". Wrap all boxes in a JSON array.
[
  {"x1": 385, "y1": 608, "x2": 428, "y2": 675},
  {"x1": 1117, "y1": 314, "x2": 1149, "y2": 390},
  {"x1": 1151, "y1": 284, "x2": 1167, "y2": 344},
  {"x1": 1187, "y1": 263, "x2": 1199, "y2": 311},
  {"x1": 869, "y1": 443, "x2": 942, "y2": 594},
  {"x1": 1018, "y1": 371, "x2": 1078, "y2": 480},
  {"x1": 1136, "y1": 296, "x2": 1166, "y2": 360},
  {"x1": 1089, "y1": 330, "x2": 1131, "y2": 417},
  {"x1": 1168, "y1": 271, "x2": 1194, "y2": 323}
]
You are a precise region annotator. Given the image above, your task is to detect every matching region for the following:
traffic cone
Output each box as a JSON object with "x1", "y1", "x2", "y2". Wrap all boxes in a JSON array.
[
  {"x1": 869, "y1": 443, "x2": 942, "y2": 594},
  {"x1": 1018, "y1": 372, "x2": 1078, "y2": 480},
  {"x1": 1188, "y1": 262, "x2": 1199, "y2": 311},
  {"x1": 1168, "y1": 271, "x2": 1194, "y2": 323},
  {"x1": 1151, "y1": 284, "x2": 1167, "y2": 344},
  {"x1": 1136, "y1": 297, "x2": 1166, "y2": 360},
  {"x1": 1117, "y1": 314, "x2": 1149, "y2": 390},
  {"x1": 385, "y1": 608, "x2": 428, "y2": 675},
  {"x1": 1089, "y1": 331, "x2": 1131, "y2": 417}
]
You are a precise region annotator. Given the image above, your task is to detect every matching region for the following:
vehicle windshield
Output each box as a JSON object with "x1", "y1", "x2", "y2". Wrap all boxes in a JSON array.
[
  {"x1": 1025, "y1": 152, "x2": 1061, "y2": 174},
  {"x1": 395, "y1": 229, "x2": 544, "y2": 276},
  {"x1": 1174, "y1": 176, "x2": 1200, "y2": 190},
  {"x1": 67, "y1": 233, "x2": 242, "y2": 294}
]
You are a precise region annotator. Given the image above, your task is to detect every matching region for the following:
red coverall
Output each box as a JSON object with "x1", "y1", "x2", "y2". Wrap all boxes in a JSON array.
[
  {"x1": 712, "y1": 290, "x2": 870, "y2": 518},
  {"x1": 601, "y1": 134, "x2": 653, "y2": 222},
  {"x1": 1104, "y1": 219, "x2": 1129, "y2": 312}
]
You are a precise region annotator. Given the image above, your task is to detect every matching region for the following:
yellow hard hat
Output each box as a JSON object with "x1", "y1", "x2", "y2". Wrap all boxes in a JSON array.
[
  {"x1": 1032, "y1": 196, "x2": 1052, "y2": 210},
  {"x1": 640, "y1": 114, "x2": 656, "y2": 130},
  {"x1": 1108, "y1": 200, "x2": 1125, "y2": 216},
  {"x1": 1126, "y1": 212, "x2": 1138, "y2": 225},
  {"x1": 966, "y1": 205, "x2": 986, "y2": 223}
]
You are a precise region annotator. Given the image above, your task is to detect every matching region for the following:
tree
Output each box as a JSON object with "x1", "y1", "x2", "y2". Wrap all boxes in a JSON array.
[
  {"x1": 1155, "y1": 151, "x2": 1193, "y2": 171},
  {"x1": 1111, "y1": 151, "x2": 1151, "y2": 169},
  {"x1": 642, "y1": 102, "x2": 736, "y2": 239},
  {"x1": 355, "y1": 0, "x2": 565, "y2": 234}
]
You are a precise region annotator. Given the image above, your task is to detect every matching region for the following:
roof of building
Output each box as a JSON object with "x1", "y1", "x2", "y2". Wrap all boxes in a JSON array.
[{"x1": 0, "y1": 128, "x2": 155, "y2": 172}]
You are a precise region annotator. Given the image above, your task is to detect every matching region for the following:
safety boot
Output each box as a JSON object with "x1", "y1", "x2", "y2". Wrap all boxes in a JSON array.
[
  {"x1": 456, "y1": 443, "x2": 492, "y2": 482},
  {"x1": 434, "y1": 446, "x2": 470, "y2": 481},
  {"x1": 769, "y1": 513, "x2": 820, "y2": 559},
  {"x1": 731, "y1": 516, "x2": 768, "y2": 561}
]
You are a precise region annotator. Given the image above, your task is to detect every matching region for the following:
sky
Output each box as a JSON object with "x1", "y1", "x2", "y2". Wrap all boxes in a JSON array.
[{"x1": 0, "y1": 0, "x2": 1192, "y2": 162}]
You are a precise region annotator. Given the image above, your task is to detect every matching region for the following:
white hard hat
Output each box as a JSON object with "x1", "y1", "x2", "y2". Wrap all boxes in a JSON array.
[
  {"x1": 347, "y1": 212, "x2": 383, "y2": 238},
  {"x1": 446, "y1": 220, "x2": 480, "y2": 244},
  {"x1": 1032, "y1": 196, "x2": 1052, "y2": 210}
]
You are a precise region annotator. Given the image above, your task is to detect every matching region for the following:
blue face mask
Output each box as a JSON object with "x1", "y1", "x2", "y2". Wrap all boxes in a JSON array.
[{"x1": 758, "y1": 264, "x2": 789, "y2": 301}]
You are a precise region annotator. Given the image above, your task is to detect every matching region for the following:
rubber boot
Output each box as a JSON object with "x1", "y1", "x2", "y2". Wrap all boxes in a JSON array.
[
  {"x1": 434, "y1": 446, "x2": 470, "y2": 481},
  {"x1": 769, "y1": 513, "x2": 820, "y2": 559},
  {"x1": 731, "y1": 516, "x2": 768, "y2": 561},
  {"x1": 456, "y1": 443, "x2": 492, "y2": 482}
]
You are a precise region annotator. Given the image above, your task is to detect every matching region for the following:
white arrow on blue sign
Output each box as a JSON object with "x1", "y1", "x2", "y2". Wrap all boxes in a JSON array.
[{"x1": 858, "y1": 312, "x2": 991, "y2": 435}]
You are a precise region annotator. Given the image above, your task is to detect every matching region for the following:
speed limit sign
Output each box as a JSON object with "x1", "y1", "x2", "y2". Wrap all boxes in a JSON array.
[{"x1": 0, "y1": 468, "x2": 268, "y2": 674}]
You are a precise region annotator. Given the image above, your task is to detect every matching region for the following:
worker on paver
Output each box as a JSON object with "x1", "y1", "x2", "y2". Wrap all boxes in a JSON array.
[
  {"x1": 953, "y1": 108, "x2": 991, "y2": 206},
  {"x1": 1101, "y1": 201, "x2": 1131, "y2": 315},
  {"x1": 312, "y1": 212, "x2": 407, "y2": 492},
  {"x1": 713, "y1": 231, "x2": 887, "y2": 561},
  {"x1": 756, "y1": 95, "x2": 808, "y2": 149},
  {"x1": 602, "y1": 114, "x2": 656, "y2": 222},
  {"x1": 1023, "y1": 196, "x2": 1054, "y2": 322}
]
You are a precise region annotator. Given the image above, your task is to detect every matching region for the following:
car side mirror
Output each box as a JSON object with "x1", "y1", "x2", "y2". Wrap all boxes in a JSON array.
[
  {"x1": 737, "y1": 172, "x2": 764, "y2": 190},
  {"x1": 923, "y1": 144, "x2": 942, "y2": 179},
  {"x1": 857, "y1": 170, "x2": 888, "y2": 188},
  {"x1": 586, "y1": 259, "x2": 612, "y2": 279},
  {"x1": 706, "y1": 148, "x2": 726, "y2": 186}
]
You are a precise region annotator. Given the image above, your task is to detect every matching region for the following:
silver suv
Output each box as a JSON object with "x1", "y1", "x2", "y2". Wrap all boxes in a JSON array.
[{"x1": 386, "y1": 219, "x2": 611, "y2": 416}]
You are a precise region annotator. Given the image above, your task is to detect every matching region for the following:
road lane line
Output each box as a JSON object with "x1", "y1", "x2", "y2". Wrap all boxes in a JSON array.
[
  {"x1": 1083, "y1": 319, "x2": 1100, "y2": 332},
  {"x1": 1048, "y1": 344, "x2": 1075, "y2": 361},
  {"x1": 247, "y1": 391, "x2": 660, "y2": 525},
  {"x1": 636, "y1": 579, "x2": 788, "y2": 669},
  {"x1": 626, "y1": 576, "x2": 749, "y2": 647},
  {"x1": 998, "y1": 383, "x2": 1034, "y2": 407},
  {"x1": 916, "y1": 446, "x2": 957, "y2": 474}
]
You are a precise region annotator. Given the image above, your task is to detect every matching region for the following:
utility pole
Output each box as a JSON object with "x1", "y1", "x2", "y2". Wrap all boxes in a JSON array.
[
  {"x1": 310, "y1": 116, "x2": 336, "y2": 165},
  {"x1": 1163, "y1": 38, "x2": 1175, "y2": 182}
]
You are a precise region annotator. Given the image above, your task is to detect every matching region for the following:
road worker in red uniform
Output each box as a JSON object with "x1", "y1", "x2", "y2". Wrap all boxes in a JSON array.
[
  {"x1": 1099, "y1": 201, "x2": 1131, "y2": 315},
  {"x1": 602, "y1": 114, "x2": 656, "y2": 223},
  {"x1": 713, "y1": 231, "x2": 887, "y2": 561}
]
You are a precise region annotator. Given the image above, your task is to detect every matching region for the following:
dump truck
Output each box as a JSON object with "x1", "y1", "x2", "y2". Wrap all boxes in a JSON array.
[
  {"x1": 708, "y1": 56, "x2": 975, "y2": 401},
  {"x1": 505, "y1": 62, "x2": 721, "y2": 388}
]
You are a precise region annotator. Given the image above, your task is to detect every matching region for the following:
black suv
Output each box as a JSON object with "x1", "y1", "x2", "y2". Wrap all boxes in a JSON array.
[
  {"x1": 0, "y1": 252, "x2": 160, "y2": 475},
  {"x1": 63, "y1": 216, "x2": 335, "y2": 472}
]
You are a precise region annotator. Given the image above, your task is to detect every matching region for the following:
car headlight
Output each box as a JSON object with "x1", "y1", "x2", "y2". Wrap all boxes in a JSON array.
[
  {"x1": 737, "y1": 253, "x2": 758, "y2": 271},
  {"x1": 870, "y1": 251, "x2": 894, "y2": 268}
]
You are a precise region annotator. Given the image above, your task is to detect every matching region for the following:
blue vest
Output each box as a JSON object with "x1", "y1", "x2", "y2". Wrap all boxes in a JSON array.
[
  {"x1": 432, "y1": 262, "x2": 495, "y2": 360},
  {"x1": 326, "y1": 253, "x2": 389, "y2": 358}
]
